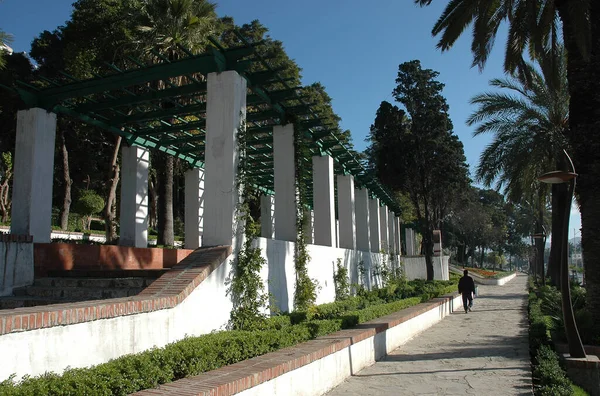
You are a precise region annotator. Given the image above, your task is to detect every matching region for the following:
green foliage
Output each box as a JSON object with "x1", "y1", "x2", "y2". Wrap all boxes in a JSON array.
[
  {"x1": 333, "y1": 258, "x2": 350, "y2": 301},
  {"x1": 528, "y1": 285, "x2": 581, "y2": 395},
  {"x1": 227, "y1": 119, "x2": 268, "y2": 331},
  {"x1": 73, "y1": 190, "x2": 104, "y2": 231}
]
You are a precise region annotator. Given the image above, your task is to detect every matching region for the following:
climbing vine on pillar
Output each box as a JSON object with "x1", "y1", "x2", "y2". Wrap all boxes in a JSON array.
[
  {"x1": 227, "y1": 118, "x2": 268, "y2": 330},
  {"x1": 293, "y1": 129, "x2": 317, "y2": 310}
]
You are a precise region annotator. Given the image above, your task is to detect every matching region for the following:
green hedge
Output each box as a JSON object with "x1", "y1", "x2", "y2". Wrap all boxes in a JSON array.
[
  {"x1": 0, "y1": 279, "x2": 458, "y2": 395},
  {"x1": 528, "y1": 281, "x2": 586, "y2": 395}
]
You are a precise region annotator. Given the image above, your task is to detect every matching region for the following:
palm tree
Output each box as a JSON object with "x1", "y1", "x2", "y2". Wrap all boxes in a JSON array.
[
  {"x1": 468, "y1": 51, "x2": 569, "y2": 285},
  {"x1": 415, "y1": 0, "x2": 600, "y2": 338},
  {"x1": 0, "y1": 30, "x2": 13, "y2": 70},
  {"x1": 136, "y1": 0, "x2": 217, "y2": 246}
]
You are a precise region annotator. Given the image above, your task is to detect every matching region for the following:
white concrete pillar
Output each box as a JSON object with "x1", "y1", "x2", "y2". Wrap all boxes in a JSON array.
[
  {"x1": 355, "y1": 188, "x2": 370, "y2": 252},
  {"x1": 379, "y1": 206, "x2": 389, "y2": 252},
  {"x1": 119, "y1": 145, "x2": 149, "y2": 248},
  {"x1": 303, "y1": 209, "x2": 314, "y2": 244},
  {"x1": 313, "y1": 155, "x2": 335, "y2": 247},
  {"x1": 395, "y1": 217, "x2": 402, "y2": 254},
  {"x1": 406, "y1": 228, "x2": 416, "y2": 255},
  {"x1": 388, "y1": 212, "x2": 396, "y2": 254},
  {"x1": 273, "y1": 124, "x2": 296, "y2": 242},
  {"x1": 337, "y1": 175, "x2": 356, "y2": 250},
  {"x1": 260, "y1": 195, "x2": 275, "y2": 239},
  {"x1": 184, "y1": 168, "x2": 204, "y2": 249},
  {"x1": 203, "y1": 70, "x2": 246, "y2": 246},
  {"x1": 369, "y1": 198, "x2": 381, "y2": 252},
  {"x1": 11, "y1": 108, "x2": 57, "y2": 243}
]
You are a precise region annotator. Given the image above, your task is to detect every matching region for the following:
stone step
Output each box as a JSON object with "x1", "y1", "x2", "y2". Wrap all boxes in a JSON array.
[
  {"x1": 46, "y1": 269, "x2": 168, "y2": 278},
  {"x1": 33, "y1": 277, "x2": 154, "y2": 288},
  {"x1": 13, "y1": 286, "x2": 144, "y2": 300},
  {"x1": 0, "y1": 296, "x2": 80, "y2": 310}
]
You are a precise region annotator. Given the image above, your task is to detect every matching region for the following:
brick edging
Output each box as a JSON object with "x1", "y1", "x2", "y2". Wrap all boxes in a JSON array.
[
  {"x1": 0, "y1": 246, "x2": 232, "y2": 335},
  {"x1": 132, "y1": 293, "x2": 460, "y2": 395}
]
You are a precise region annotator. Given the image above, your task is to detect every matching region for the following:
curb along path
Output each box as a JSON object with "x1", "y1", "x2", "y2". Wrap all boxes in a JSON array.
[{"x1": 327, "y1": 274, "x2": 532, "y2": 396}]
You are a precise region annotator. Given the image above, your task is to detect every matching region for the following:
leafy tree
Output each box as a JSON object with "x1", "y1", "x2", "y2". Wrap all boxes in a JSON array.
[
  {"x1": 367, "y1": 60, "x2": 469, "y2": 280},
  {"x1": 135, "y1": 0, "x2": 218, "y2": 247},
  {"x1": 0, "y1": 152, "x2": 12, "y2": 222},
  {"x1": 415, "y1": 0, "x2": 600, "y2": 338},
  {"x1": 0, "y1": 29, "x2": 12, "y2": 70},
  {"x1": 74, "y1": 190, "x2": 105, "y2": 231}
]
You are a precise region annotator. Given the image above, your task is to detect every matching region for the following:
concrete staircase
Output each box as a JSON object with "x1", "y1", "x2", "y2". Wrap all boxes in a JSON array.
[{"x1": 0, "y1": 269, "x2": 168, "y2": 309}]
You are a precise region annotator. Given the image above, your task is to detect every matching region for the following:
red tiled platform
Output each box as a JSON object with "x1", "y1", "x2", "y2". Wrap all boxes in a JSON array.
[
  {"x1": 132, "y1": 295, "x2": 458, "y2": 396},
  {"x1": 0, "y1": 246, "x2": 231, "y2": 336}
]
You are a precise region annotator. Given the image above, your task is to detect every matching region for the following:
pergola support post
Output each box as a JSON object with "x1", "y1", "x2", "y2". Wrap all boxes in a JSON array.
[
  {"x1": 184, "y1": 168, "x2": 204, "y2": 249},
  {"x1": 11, "y1": 108, "x2": 57, "y2": 243},
  {"x1": 273, "y1": 124, "x2": 296, "y2": 242},
  {"x1": 355, "y1": 188, "x2": 371, "y2": 252},
  {"x1": 203, "y1": 71, "x2": 246, "y2": 246},
  {"x1": 313, "y1": 155, "x2": 336, "y2": 247},
  {"x1": 119, "y1": 145, "x2": 149, "y2": 248},
  {"x1": 369, "y1": 198, "x2": 381, "y2": 253},
  {"x1": 337, "y1": 175, "x2": 356, "y2": 250}
]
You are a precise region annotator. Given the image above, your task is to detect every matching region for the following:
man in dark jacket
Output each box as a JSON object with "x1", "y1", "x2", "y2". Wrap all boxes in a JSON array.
[{"x1": 458, "y1": 270, "x2": 476, "y2": 313}]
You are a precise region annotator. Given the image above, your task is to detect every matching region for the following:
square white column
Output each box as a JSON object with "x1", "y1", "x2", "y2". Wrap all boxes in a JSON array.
[
  {"x1": 379, "y1": 205, "x2": 389, "y2": 252},
  {"x1": 337, "y1": 174, "x2": 356, "y2": 250},
  {"x1": 260, "y1": 195, "x2": 275, "y2": 239},
  {"x1": 355, "y1": 188, "x2": 370, "y2": 252},
  {"x1": 313, "y1": 155, "x2": 335, "y2": 247},
  {"x1": 388, "y1": 211, "x2": 396, "y2": 254},
  {"x1": 184, "y1": 168, "x2": 204, "y2": 249},
  {"x1": 303, "y1": 209, "x2": 314, "y2": 244},
  {"x1": 119, "y1": 145, "x2": 149, "y2": 248},
  {"x1": 11, "y1": 108, "x2": 57, "y2": 243},
  {"x1": 369, "y1": 198, "x2": 381, "y2": 252},
  {"x1": 395, "y1": 217, "x2": 402, "y2": 254},
  {"x1": 274, "y1": 124, "x2": 296, "y2": 242},
  {"x1": 406, "y1": 228, "x2": 415, "y2": 255},
  {"x1": 203, "y1": 71, "x2": 246, "y2": 246}
]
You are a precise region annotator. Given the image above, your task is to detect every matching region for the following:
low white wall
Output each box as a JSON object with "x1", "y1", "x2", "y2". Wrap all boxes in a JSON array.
[
  {"x1": 0, "y1": 238, "x2": 34, "y2": 297},
  {"x1": 0, "y1": 239, "x2": 409, "y2": 381},
  {"x1": 258, "y1": 238, "x2": 400, "y2": 312},
  {"x1": 239, "y1": 293, "x2": 463, "y2": 396},
  {"x1": 402, "y1": 255, "x2": 449, "y2": 281},
  {"x1": 0, "y1": 255, "x2": 235, "y2": 382}
]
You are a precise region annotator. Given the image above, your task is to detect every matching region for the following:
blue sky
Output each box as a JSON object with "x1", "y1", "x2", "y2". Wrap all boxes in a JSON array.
[{"x1": 0, "y1": 0, "x2": 581, "y2": 238}]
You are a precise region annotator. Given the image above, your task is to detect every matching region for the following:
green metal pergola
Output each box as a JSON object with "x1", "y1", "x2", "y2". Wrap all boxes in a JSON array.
[{"x1": 6, "y1": 33, "x2": 401, "y2": 214}]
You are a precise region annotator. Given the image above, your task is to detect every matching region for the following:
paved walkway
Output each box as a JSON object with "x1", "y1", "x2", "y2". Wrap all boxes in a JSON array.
[{"x1": 327, "y1": 274, "x2": 532, "y2": 396}]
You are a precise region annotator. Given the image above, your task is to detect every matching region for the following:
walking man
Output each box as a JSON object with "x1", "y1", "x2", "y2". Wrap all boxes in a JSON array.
[{"x1": 458, "y1": 269, "x2": 476, "y2": 313}]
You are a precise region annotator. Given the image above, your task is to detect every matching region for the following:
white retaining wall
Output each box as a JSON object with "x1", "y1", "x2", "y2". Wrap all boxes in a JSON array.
[
  {"x1": 0, "y1": 239, "x2": 404, "y2": 381},
  {"x1": 239, "y1": 293, "x2": 463, "y2": 396},
  {"x1": 403, "y1": 255, "x2": 450, "y2": 281}
]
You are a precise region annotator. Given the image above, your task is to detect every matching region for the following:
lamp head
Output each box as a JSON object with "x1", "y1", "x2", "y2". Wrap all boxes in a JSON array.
[{"x1": 538, "y1": 170, "x2": 577, "y2": 184}]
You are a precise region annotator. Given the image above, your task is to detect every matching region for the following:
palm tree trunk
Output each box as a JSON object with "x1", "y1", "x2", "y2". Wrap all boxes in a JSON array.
[
  {"x1": 59, "y1": 128, "x2": 72, "y2": 231},
  {"x1": 557, "y1": 0, "x2": 600, "y2": 337}
]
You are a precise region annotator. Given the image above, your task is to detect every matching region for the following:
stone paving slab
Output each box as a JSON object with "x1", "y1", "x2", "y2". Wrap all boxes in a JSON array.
[{"x1": 327, "y1": 274, "x2": 532, "y2": 396}]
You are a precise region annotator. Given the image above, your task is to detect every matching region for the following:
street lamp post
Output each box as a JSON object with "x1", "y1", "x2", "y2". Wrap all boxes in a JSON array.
[
  {"x1": 532, "y1": 227, "x2": 547, "y2": 286},
  {"x1": 538, "y1": 149, "x2": 586, "y2": 358}
]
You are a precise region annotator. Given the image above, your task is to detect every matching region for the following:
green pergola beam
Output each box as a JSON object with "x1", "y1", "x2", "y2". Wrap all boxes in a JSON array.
[
  {"x1": 74, "y1": 82, "x2": 208, "y2": 113},
  {"x1": 112, "y1": 103, "x2": 207, "y2": 125},
  {"x1": 134, "y1": 120, "x2": 205, "y2": 136}
]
